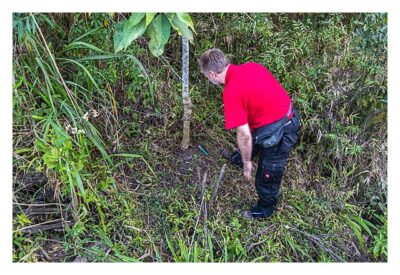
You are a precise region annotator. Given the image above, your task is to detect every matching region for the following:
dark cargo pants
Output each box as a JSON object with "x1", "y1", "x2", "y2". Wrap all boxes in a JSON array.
[
  {"x1": 252, "y1": 108, "x2": 301, "y2": 217},
  {"x1": 230, "y1": 108, "x2": 301, "y2": 218}
]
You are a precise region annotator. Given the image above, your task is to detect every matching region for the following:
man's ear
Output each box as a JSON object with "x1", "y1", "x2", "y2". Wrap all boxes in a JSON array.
[{"x1": 209, "y1": 71, "x2": 217, "y2": 77}]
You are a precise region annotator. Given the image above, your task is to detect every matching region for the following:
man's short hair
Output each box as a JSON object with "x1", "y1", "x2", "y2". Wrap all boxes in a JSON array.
[{"x1": 198, "y1": 48, "x2": 230, "y2": 74}]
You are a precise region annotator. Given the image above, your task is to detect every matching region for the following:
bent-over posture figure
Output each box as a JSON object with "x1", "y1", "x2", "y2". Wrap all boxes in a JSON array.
[{"x1": 198, "y1": 48, "x2": 301, "y2": 219}]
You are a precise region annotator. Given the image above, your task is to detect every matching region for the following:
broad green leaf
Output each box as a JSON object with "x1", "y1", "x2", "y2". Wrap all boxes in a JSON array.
[
  {"x1": 123, "y1": 13, "x2": 145, "y2": 33},
  {"x1": 176, "y1": 13, "x2": 195, "y2": 32},
  {"x1": 113, "y1": 20, "x2": 126, "y2": 53},
  {"x1": 123, "y1": 17, "x2": 146, "y2": 49},
  {"x1": 145, "y1": 13, "x2": 157, "y2": 27},
  {"x1": 154, "y1": 14, "x2": 171, "y2": 46},
  {"x1": 146, "y1": 23, "x2": 159, "y2": 56},
  {"x1": 167, "y1": 14, "x2": 193, "y2": 42},
  {"x1": 122, "y1": 14, "x2": 146, "y2": 48},
  {"x1": 148, "y1": 33, "x2": 163, "y2": 56},
  {"x1": 147, "y1": 14, "x2": 171, "y2": 57},
  {"x1": 114, "y1": 13, "x2": 146, "y2": 53}
]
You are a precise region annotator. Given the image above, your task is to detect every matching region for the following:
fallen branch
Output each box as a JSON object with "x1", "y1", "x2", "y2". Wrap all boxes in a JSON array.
[
  {"x1": 189, "y1": 171, "x2": 208, "y2": 256},
  {"x1": 285, "y1": 225, "x2": 345, "y2": 262},
  {"x1": 211, "y1": 164, "x2": 227, "y2": 204},
  {"x1": 14, "y1": 218, "x2": 73, "y2": 234},
  {"x1": 13, "y1": 203, "x2": 66, "y2": 216}
]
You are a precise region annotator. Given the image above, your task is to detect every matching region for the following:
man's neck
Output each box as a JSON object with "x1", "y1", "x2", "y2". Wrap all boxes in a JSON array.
[{"x1": 219, "y1": 65, "x2": 230, "y2": 85}]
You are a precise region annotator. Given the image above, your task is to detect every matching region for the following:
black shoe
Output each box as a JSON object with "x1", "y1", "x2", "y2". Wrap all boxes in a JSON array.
[
  {"x1": 242, "y1": 206, "x2": 275, "y2": 220},
  {"x1": 242, "y1": 210, "x2": 257, "y2": 220},
  {"x1": 220, "y1": 149, "x2": 243, "y2": 168},
  {"x1": 220, "y1": 148, "x2": 232, "y2": 160}
]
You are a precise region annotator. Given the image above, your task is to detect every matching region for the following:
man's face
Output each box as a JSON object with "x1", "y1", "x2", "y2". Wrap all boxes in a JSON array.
[{"x1": 204, "y1": 71, "x2": 221, "y2": 85}]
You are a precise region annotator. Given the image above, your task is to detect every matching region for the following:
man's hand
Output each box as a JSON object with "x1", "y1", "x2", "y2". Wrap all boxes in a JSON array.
[
  {"x1": 243, "y1": 160, "x2": 253, "y2": 181},
  {"x1": 236, "y1": 124, "x2": 253, "y2": 181}
]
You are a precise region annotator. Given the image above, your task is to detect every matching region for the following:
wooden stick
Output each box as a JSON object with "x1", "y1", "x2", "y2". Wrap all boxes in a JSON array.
[
  {"x1": 14, "y1": 218, "x2": 73, "y2": 234},
  {"x1": 189, "y1": 171, "x2": 208, "y2": 256},
  {"x1": 211, "y1": 164, "x2": 227, "y2": 203}
]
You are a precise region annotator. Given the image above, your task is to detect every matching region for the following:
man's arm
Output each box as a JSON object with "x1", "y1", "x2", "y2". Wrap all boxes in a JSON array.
[{"x1": 236, "y1": 123, "x2": 253, "y2": 180}]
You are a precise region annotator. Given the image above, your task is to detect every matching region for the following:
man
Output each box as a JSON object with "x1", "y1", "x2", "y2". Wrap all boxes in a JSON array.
[{"x1": 198, "y1": 48, "x2": 301, "y2": 219}]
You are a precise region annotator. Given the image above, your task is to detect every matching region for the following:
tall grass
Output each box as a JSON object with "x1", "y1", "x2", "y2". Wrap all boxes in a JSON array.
[
  {"x1": 13, "y1": 13, "x2": 387, "y2": 262},
  {"x1": 13, "y1": 13, "x2": 157, "y2": 261}
]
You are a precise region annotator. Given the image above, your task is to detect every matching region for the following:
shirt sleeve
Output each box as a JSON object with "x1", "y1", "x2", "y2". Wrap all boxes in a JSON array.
[{"x1": 223, "y1": 89, "x2": 248, "y2": 130}]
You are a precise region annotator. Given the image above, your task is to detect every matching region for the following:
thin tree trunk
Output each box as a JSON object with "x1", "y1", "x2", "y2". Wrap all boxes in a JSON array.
[{"x1": 181, "y1": 35, "x2": 192, "y2": 150}]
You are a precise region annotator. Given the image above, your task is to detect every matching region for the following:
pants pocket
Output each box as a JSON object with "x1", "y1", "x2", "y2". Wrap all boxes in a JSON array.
[
  {"x1": 255, "y1": 166, "x2": 284, "y2": 208},
  {"x1": 262, "y1": 158, "x2": 286, "y2": 172},
  {"x1": 281, "y1": 131, "x2": 299, "y2": 152}
]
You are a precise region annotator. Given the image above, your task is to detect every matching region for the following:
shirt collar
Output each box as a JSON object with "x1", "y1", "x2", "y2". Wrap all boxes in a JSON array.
[{"x1": 224, "y1": 64, "x2": 234, "y2": 85}]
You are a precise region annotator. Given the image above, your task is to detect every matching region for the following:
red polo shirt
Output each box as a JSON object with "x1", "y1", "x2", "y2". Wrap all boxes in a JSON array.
[{"x1": 223, "y1": 62, "x2": 292, "y2": 131}]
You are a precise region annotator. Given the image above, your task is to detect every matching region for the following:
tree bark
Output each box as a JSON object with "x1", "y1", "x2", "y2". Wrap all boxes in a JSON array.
[{"x1": 181, "y1": 35, "x2": 192, "y2": 150}]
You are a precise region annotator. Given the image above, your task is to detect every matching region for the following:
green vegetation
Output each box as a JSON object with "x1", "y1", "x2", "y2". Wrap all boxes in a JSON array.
[
  {"x1": 12, "y1": 13, "x2": 387, "y2": 262},
  {"x1": 114, "y1": 13, "x2": 195, "y2": 56}
]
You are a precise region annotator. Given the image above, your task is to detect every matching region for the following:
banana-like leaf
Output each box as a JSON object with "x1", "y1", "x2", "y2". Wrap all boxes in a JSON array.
[
  {"x1": 176, "y1": 13, "x2": 195, "y2": 33},
  {"x1": 147, "y1": 14, "x2": 171, "y2": 56},
  {"x1": 123, "y1": 13, "x2": 145, "y2": 33},
  {"x1": 145, "y1": 13, "x2": 157, "y2": 27},
  {"x1": 167, "y1": 13, "x2": 193, "y2": 42},
  {"x1": 114, "y1": 13, "x2": 146, "y2": 53},
  {"x1": 113, "y1": 20, "x2": 126, "y2": 53}
]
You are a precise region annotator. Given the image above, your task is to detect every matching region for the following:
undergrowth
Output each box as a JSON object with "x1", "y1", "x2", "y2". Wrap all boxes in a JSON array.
[{"x1": 12, "y1": 13, "x2": 387, "y2": 262}]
